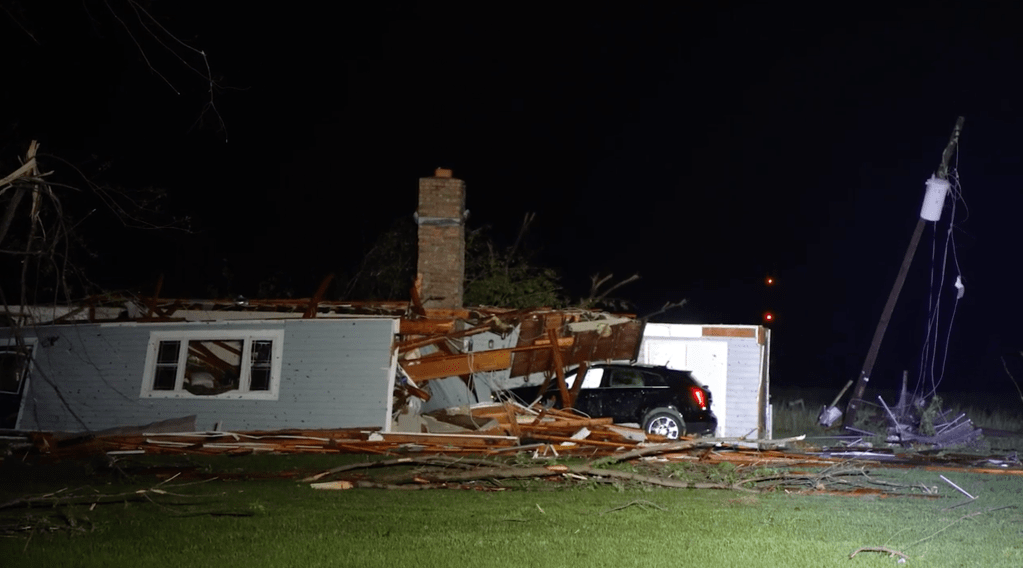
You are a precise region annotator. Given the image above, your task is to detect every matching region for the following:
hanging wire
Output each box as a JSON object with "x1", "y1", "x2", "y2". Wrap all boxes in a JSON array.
[
  {"x1": 931, "y1": 166, "x2": 967, "y2": 395},
  {"x1": 913, "y1": 154, "x2": 967, "y2": 401}
]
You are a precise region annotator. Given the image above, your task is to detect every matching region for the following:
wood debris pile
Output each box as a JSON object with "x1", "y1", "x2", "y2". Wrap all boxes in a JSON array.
[
  {"x1": 5, "y1": 402, "x2": 807, "y2": 464},
  {"x1": 4, "y1": 403, "x2": 660, "y2": 459},
  {"x1": 297, "y1": 452, "x2": 934, "y2": 498}
]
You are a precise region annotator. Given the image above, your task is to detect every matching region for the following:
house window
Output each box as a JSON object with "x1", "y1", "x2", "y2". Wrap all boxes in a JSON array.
[
  {"x1": 0, "y1": 346, "x2": 32, "y2": 395},
  {"x1": 141, "y1": 331, "x2": 283, "y2": 399}
]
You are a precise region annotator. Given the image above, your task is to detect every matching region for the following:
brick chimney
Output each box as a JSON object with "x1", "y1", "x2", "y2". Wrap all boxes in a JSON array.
[{"x1": 416, "y1": 168, "x2": 465, "y2": 309}]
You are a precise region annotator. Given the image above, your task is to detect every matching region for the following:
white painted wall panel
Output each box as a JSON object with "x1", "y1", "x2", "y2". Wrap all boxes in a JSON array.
[
  {"x1": 5, "y1": 318, "x2": 397, "y2": 432},
  {"x1": 637, "y1": 324, "x2": 770, "y2": 439}
]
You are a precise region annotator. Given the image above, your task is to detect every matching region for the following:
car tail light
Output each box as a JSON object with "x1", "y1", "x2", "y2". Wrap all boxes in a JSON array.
[{"x1": 689, "y1": 386, "x2": 707, "y2": 409}]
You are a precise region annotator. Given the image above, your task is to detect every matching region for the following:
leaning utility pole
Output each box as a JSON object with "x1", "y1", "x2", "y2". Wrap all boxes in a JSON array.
[{"x1": 842, "y1": 116, "x2": 965, "y2": 429}]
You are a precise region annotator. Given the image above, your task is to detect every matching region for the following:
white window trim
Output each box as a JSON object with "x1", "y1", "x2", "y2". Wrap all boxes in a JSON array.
[{"x1": 140, "y1": 330, "x2": 283, "y2": 400}]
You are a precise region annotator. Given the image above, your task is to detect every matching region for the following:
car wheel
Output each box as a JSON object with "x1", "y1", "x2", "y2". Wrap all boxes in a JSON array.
[{"x1": 643, "y1": 408, "x2": 687, "y2": 439}]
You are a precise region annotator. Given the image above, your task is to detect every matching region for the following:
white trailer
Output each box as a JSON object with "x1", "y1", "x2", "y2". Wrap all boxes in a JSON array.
[{"x1": 637, "y1": 324, "x2": 771, "y2": 439}]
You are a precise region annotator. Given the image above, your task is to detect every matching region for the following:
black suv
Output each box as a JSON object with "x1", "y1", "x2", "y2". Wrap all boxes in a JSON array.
[{"x1": 510, "y1": 363, "x2": 717, "y2": 439}]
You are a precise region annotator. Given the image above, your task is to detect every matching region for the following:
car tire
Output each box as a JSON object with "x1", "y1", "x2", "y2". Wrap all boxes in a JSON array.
[{"x1": 643, "y1": 408, "x2": 686, "y2": 439}]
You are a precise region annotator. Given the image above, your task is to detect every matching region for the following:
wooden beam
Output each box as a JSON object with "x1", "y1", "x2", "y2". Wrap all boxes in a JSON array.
[
  {"x1": 528, "y1": 337, "x2": 575, "y2": 348},
  {"x1": 401, "y1": 338, "x2": 579, "y2": 383},
  {"x1": 146, "y1": 274, "x2": 164, "y2": 318},
  {"x1": 409, "y1": 274, "x2": 426, "y2": 316},
  {"x1": 398, "y1": 318, "x2": 501, "y2": 352},
  {"x1": 567, "y1": 361, "x2": 589, "y2": 410},
  {"x1": 422, "y1": 307, "x2": 474, "y2": 319},
  {"x1": 303, "y1": 274, "x2": 334, "y2": 318},
  {"x1": 502, "y1": 402, "x2": 522, "y2": 438},
  {"x1": 399, "y1": 318, "x2": 456, "y2": 336},
  {"x1": 401, "y1": 349, "x2": 513, "y2": 382},
  {"x1": 547, "y1": 328, "x2": 571, "y2": 406}
]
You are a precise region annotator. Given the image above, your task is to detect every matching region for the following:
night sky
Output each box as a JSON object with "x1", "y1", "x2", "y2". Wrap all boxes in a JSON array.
[{"x1": 6, "y1": 3, "x2": 1023, "y2": 396}]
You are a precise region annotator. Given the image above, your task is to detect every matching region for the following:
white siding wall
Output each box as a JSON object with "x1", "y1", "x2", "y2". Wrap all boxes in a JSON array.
[
  {"x1": 8, "y1": 318, "x2": 397, "y2": 432},
  {"x1": 639, "y1": 324, "x2": 770, "y2": 439},
  {"x1": 721, "y1": 335, "x2": 765, "y2": 438}
]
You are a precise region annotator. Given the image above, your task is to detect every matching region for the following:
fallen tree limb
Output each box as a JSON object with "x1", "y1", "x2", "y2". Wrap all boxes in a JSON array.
[
  {"x1": 849, "y1": 546, "x2": 909, "y2": 560},
  {"x1": 300, "y1": 455, "x2": 513, "y2": 483},
  {"x1": 904, "y1": 504, "x2": 1018, "y2": 551},
  {"x1": 365, "y1": 463, "x2": 759, "y2": 493},
  {"x1": 590, "y1": 441, "x2": 699, "y2": 465},
  {"x1": 0, "y1": 483, "x2": 220, "y2": 511},
  {"x1": 599, "y1": 499, "x2": 668, "y2": 515}
]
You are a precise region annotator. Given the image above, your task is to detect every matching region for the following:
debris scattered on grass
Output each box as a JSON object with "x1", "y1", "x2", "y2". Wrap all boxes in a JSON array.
[
  {"x1": 849, "y1": 546, "x2": 910, "y2": 561},
  {"x1": 599, "y1": 499, "x2": 668, "y2": 515},
  {"x1": 938, "y1": 474, "x2": 975, "y2": 500}
]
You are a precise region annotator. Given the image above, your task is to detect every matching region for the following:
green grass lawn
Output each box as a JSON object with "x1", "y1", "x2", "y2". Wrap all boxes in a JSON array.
[{"x1": 2, "y1": 454, "x2": 1022, "y2": 568}]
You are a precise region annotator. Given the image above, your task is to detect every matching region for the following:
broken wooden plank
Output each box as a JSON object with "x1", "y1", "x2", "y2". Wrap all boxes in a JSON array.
[
  {"x1": 502, "y1": 402, "x2": 522, "y2": 438},
  {"x1": 547, "y1": 327, "x2": 571, "y2": 406},
  {"x1": 401, "y1": 337, "x2": 579, "y2": 382},
  {"x1": 303, "y1": 274, "x2": 335, "y2": 318},
  {"x1": 524, "y1": 434, "x2": 629, "y2": 449},
  {"x1": 401, "y1": 349, "x2": 513, "y2": 382},
  {"x1": 399, "y1": 318, "x2": 455, "y2": 336},
  {"x1": 567, "y1": 361, "x2": 589, "y2": 410},
  {"x1": 370, "y1": 431, "x2": 519, "y2": 448}
]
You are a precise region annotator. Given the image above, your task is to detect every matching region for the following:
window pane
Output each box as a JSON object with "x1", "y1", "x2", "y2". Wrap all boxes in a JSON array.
[
  {"x1": 251, "y1": 340, "x2": 272, "y2": 364},
  {"x1": 153, "y1": 367, "x2": 177, "y2": 390},
  {"x1": 579, "y1": 368, "x2": 603, "y2": 389},
  {"x1": 153, "y1": 341, "x2": 180, "y2": 390},
  {"x1": 249, "y1": 340, "x2": 273, "y2": 391},
  {"x1": 642, "y1": 372, "x2": 666, "y2": 387},
  {"x1": 609, "y1": 370, "x2": 643, "y2": 387},
  {"x1": 157, "y1": 341, "x2": 180, "y2": 364},
  {"x1": 184, "y1": 340, "x2": 241, "y2": 395},
  {"x1": 0, "y1": 349, "x2": 29, "y2": 394},
  {"x1": 250, "y1": 369, "x2": 271, "y2": 391}
]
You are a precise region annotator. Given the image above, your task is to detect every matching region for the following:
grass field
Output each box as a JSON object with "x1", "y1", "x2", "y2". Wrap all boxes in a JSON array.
[{"x1": 2, "y1": 448, "x2": 1022, "y2": 568}]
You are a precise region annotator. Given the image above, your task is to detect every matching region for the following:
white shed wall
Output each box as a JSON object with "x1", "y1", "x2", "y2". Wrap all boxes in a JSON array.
[{"x1": 638, "y1": 324, "x2": 771, "y2": 439}]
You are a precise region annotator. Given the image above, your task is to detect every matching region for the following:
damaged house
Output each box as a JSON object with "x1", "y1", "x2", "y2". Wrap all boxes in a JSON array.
[
  {"x1": 0, "y1": 170, "x2": 643, "y2": 435},
  {"x1": 0, "y1": 169, "x2": 770, "y2": 441},
  {"x1": 0, "y1": 299, "x2": 641, "y2": 435}
]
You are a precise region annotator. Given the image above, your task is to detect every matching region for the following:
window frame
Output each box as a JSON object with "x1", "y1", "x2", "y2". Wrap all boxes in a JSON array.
[
  {"x1": 0, "y1": 339, "x2": 35, "y2": 396},
  {"x1": 140, "y1": 330, "x2": 284, "y2": 400}
]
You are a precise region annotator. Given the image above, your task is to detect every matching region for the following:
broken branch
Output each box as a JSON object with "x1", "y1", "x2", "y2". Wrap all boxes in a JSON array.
[
  {"x1": 599, "y1": 499, "x2": 668, "y2": 515},
  {"x1": 849, "y1": 546, "x2": 910, "y2": 560}
]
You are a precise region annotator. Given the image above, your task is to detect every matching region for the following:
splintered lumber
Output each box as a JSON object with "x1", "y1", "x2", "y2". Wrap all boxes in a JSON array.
[
  {"x1": 303, "y1": 274, "x2": 335, "y2": 318},
  {"x1": 370, "y1": 431, "x2": 519, "y2": 448},
  {"x1": 399, "y1": 318, "x2": 455, "y2": 336},
  {"x1": 547, "y1": 327, "x2": 571, "y2": 406},
  {"x1": 311, "y1": 480, "x2": 354, "y2": 490},
  {"x1": 522, "y1": 417, "x2": 614, "y2": 430},
  {"x1": 401, "y1": 349, "x2": 513, "y2": 382},
  {"x1": 400, "y1": 337, "x2": 574, "y2": 382},
  {"x1": 524, "y1": 434, "x2": 629, "y2": 449},
  {"x1": 502, "y1": 402, "x2": 522, "y2": 438}
]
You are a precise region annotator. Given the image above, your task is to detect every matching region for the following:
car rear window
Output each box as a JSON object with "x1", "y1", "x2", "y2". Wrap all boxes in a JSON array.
[{"x1": 606, "y1": 368, "x2": 667, "y2": 387}]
